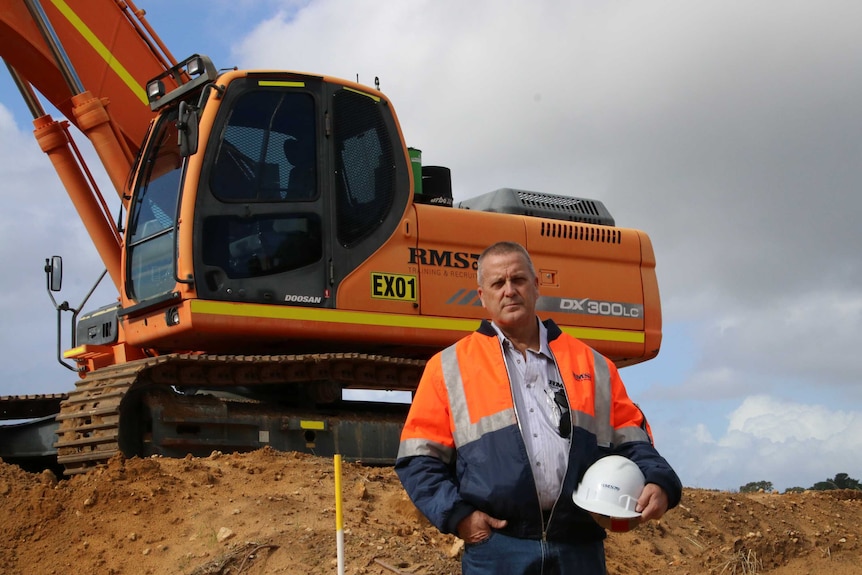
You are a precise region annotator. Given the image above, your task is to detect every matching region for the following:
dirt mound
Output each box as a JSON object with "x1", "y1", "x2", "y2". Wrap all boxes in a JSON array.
[{"x1": 1, "y1": 449, "x2": 861, "y2": 574}]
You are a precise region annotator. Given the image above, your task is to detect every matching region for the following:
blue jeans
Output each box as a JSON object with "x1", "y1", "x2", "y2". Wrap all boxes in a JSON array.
[{"x1": 462, "y1": 531, "x2": 606, "y2": 575}]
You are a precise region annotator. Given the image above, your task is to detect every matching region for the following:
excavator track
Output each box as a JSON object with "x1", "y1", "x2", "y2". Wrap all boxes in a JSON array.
[
  {"x1": 55, "y1": 353, "x2": 425, "y2": 475},
  {"x1": 54, "y1": 357, "x2": 158, "y2": 475}
]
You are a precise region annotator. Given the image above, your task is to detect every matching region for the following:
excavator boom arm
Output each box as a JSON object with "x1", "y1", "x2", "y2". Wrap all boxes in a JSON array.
[
  {"x1": 1, "y1": 0, "x2": 176, "y2": 153},
  {"x1": 1, "y1": 0, "x2": 183, "y2": 287}
]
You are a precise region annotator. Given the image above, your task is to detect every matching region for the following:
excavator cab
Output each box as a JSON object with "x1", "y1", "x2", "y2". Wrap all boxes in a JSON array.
[{"x1": 126, "y1": 61, "x2": 411, "y2": 321}]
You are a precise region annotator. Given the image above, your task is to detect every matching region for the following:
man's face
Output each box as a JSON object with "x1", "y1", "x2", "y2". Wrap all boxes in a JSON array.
[{"x1": 477, "y1": 251, "x2": 540, "y2": 330}]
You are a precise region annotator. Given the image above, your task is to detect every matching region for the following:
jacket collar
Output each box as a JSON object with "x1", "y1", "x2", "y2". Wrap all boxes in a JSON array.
[{"x1": 476, "y1": 317, "x2": 562, "y2": 342}]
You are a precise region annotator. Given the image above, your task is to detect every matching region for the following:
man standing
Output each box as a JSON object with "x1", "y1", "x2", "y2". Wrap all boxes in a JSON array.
[{"x1": 396, "y1": 241, "x2": 681, "y2": 574}]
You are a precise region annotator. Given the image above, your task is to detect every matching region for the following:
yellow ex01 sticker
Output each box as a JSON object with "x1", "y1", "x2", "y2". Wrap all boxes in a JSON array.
[{"x1": 371, "y1": 273, "x2": 418, "y2": 301}]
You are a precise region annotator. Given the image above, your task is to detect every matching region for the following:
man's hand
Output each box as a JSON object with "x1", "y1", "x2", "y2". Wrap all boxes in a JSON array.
[
  {"x1": 456, "y1": 510, "x2": 508, "y2": 543},
  {"x1": 636, "y1": 483, "x2": 670, "y2": 522}
]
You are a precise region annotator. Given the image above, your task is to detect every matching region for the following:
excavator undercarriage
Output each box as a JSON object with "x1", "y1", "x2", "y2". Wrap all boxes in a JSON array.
[{"x1": 2, "y1": 354, "x2": 423, "y2": 475}]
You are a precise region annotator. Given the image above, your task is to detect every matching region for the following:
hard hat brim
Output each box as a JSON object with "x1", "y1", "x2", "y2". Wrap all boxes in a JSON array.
[{"x1": 573, "y1": 496, "x2": 642, "y2": 519}]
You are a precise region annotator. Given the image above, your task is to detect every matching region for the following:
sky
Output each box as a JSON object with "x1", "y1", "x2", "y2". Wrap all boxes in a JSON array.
[{"x1": 1, "y1": 0, "x2": 861, "y2": 493}]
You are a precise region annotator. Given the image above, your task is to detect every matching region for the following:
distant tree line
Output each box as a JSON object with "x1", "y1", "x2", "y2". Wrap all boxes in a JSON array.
[{"x1": 739, "y1": 473, "x2": 862, "y2": 494}]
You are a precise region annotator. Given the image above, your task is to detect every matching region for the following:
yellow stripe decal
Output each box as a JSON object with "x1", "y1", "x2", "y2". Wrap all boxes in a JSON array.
[
  {"x1": 301, "y1": 420, "x2": 326, "y2": 431},
  {"x1": 561, "y1": 326, "x2": 645, "y2": 344},
  {"x1": 344, "y1": 86, "x2": 381, "y2": 102},
  {"x1": 50, "y1": 0, "x2": 148, "y2": 104},
  {"x1": 258, "y1": 81, "x2": 306, "y2": 88},
  {"x1": 191, "y1": 300, "x2": 479, "y2": 331},
  {"x1": 63, "y1": 345, "x2": 86, "y2": 358},
  {"x1": 190, "y1": 301, "x2": 644, "y2": 343}
]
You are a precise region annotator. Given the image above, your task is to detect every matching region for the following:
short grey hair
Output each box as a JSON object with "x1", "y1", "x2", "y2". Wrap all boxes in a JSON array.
[{"x1": 476, "y1": 241, "x2": 536, "y2": 286}]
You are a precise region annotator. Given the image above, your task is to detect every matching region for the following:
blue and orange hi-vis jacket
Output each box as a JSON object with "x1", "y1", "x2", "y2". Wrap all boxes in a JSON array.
[{"x1": 395, "y1": 318, "x2": 682, "y2": 542}]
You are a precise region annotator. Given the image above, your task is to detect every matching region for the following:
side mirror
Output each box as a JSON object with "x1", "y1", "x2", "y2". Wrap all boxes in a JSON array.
[
  {"x1": 46, "y1": 255, "x2": 63, "y2": 292},
  {"x1": 177, "y1": 100, "x2": 199, "y2": 157}
]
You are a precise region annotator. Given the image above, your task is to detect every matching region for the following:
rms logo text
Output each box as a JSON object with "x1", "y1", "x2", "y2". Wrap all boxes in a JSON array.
[{"x1": 408, "y1": 248, "x2": 480, "y2": 269}]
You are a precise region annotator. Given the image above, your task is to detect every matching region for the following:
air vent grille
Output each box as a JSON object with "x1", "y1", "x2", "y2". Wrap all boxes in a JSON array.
[
  {"x1": 457, "y1": 188, "x2": 615, "y2": 226},
  {"x1": 540, "y1": 221, "x2": 621, "y2": 244},
  {"x1": 518, "y1": 191, "x2": 600, "y2": 218}
]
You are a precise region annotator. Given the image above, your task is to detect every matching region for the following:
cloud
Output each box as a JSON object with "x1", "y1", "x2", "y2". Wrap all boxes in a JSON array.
[
  {"x1": 0, "y1": 104, "x2": 113, "y2": 395},
  {"x1": 662, "y1": 395, "x2": 862, "y2": 491},
  {"x1": 645, "y1": 286, "x2": 862, "y2": 403},
  {"x1": 703, "y1": 290, "x2": 862, "y2": 390}
]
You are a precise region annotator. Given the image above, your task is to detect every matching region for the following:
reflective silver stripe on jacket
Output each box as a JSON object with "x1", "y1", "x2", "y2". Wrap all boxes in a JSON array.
[
  {"x1": 591, "y1": 348, "x2": 651, "y2": 447},
  {"x1": 591, "y1": 348, "x2": 613, "y2": 448},
  {"x1": 442, "y1": 344, "x2": 517, "y2": 448},
  {"x1": 397, "y1": 437, "x2": 455, "y2": 464}
]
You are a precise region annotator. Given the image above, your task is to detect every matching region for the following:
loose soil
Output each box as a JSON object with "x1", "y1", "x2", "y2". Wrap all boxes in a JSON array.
[{"x1": 1, "y1": 448, "x2": 861, "y2": 574}]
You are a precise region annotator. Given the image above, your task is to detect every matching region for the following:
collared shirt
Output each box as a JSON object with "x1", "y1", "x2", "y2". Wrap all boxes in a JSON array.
[{"x1": 492, "y1": 319, "x2": 570, "y2": 510}]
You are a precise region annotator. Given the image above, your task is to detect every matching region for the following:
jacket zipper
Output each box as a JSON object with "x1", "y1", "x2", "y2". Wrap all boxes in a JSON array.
[
  {"x1": 498, "y1": 336, "x2": 554, "y2": 541},
  {"x1": 542, "y1": 348, "x2": 573, "y2": 540}
]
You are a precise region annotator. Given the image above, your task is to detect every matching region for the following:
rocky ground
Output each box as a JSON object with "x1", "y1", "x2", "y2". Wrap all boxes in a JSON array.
[{"x1": 1, "y1": 448, "x2": 861, "y2": 574}]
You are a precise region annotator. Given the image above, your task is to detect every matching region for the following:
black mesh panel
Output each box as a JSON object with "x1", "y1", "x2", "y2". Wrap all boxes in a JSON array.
[
  {"x1": 211, "y1": 91, "x2": 316, "y2": 202},
  {"x1": 333, "y1": 89, "x2": 395, "y2": 247}
]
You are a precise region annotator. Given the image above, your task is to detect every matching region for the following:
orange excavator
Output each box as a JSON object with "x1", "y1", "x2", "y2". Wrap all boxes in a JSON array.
[{"x1": 0, "y1": 0, "x2": 661, "y2": 475}]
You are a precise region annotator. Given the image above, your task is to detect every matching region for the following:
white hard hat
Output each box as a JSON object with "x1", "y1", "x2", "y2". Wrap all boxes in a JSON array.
[{"x1": 573, "y1": 455, "x2": 645, "y2": 519}]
